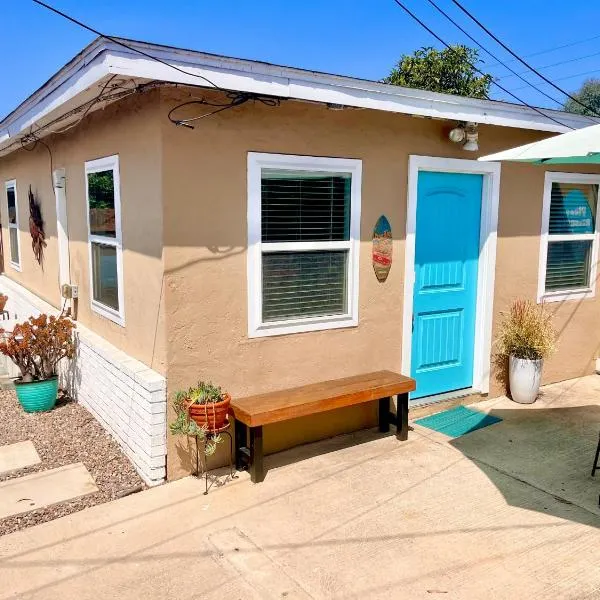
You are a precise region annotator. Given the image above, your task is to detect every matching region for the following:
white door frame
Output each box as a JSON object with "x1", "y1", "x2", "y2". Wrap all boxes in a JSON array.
[{"x1": 402, "y1": 155, "x2": 501, "y2": 396}]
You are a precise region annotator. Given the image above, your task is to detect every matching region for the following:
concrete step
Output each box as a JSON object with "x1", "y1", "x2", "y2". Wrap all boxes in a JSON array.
[
  {"x1": 0, "y1": 441, "x2": 41, "y2": 475},
  {"x1": 0, "y1": 462, "x2": 98, "y2": 519}
]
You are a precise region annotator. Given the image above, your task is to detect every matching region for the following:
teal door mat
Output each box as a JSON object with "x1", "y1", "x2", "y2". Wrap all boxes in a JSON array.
[{"x1": 414, "y1": 405, "x2": 502, "y2": 438}]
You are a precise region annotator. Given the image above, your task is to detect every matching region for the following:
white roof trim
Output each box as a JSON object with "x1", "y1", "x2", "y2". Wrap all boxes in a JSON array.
[{"x1": 1, "y1": 37, "x2": 598, "y2": 157}]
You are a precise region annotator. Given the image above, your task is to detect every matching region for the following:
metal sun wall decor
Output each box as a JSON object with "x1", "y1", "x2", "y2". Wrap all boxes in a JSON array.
[
  {"x1": 372, "y1": 215, "x2": 392, "y2": 282},
  {"x1": 28, "y1": 185, "x2": 46, "y2": 266}
]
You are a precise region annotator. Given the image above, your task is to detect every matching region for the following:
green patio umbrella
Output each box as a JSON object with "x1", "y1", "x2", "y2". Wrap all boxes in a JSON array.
[{"x1": 479, "y1": 123, "x2": 600, "y2": 164}]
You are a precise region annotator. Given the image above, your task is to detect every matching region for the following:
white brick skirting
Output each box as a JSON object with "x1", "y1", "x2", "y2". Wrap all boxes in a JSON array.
[{"x1": 0, "y1": 276, "x2": 166, "y2": 486}]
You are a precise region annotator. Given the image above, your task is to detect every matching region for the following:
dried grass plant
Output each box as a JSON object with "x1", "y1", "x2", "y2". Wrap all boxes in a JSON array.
[{"x1": 496, "y1": 299, "x2": 557, "y2": 361}]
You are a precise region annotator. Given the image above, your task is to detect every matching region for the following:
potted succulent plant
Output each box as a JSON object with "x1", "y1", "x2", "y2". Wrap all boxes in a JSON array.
[
  {"x1": 496, "y1": 299, "x2": 556, "y2": 404},
  {"x1": 0, "y1": 314, "x2": 76, "y2": 412},
  {"x1": 169, "y1": 381, "x2": 231, "y2": 455}
]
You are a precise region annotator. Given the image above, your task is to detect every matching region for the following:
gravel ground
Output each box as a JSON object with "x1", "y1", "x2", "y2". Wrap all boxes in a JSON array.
[{"x1": 0, "y1": 387, "x2": 145, "y2": 536}]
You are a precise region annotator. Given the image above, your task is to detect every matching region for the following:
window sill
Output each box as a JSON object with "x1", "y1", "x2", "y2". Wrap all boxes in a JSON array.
[
  {"x1": 9, "y1": 261, "x2": 22, "y2": 272},
  {"x1": 538, "y1": 288, "x2": 595, "y2": 303},
  {"x1": 91, "y1": 300, "x2": 125, "y2": 327},
  {"x1": 249, "y1": 314, "x2": 358, "y2": 338}
]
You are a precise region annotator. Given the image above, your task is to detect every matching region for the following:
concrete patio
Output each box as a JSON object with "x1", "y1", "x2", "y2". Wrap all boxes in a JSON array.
[{"x1": 1, "y1": 376, "x2": 599, "y2": 599}]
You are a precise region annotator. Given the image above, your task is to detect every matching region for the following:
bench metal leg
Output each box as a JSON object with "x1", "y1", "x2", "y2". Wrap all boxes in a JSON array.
[
  {"x1": 396, "y1": 393, "x2": 409, "y2": 441},
  {"x1": 249, "y1": 425, "x2": 264, "y2": 483},
  {"x1": 235, "y1": 420, "x2": 248, "y2": 471},
  {"x1": 378, "y1": 397, "x2": 391, "y2": 432},
  {"x1": 592, "y1": 432, "x2": 600, "y2": 477}
]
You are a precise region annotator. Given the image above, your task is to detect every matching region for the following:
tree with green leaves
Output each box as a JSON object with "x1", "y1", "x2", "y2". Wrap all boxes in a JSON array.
[
  {"x1": 383, "y1": 45, "x2": 493, "y2": 99},
  {"x1": 563, "y1": 79, "x2": 600, "y2": 117}
]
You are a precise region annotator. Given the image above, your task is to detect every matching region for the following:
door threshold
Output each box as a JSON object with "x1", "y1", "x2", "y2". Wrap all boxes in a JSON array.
[{"x1": 409, "y1": 387, "x2": 478, "y2": 408}]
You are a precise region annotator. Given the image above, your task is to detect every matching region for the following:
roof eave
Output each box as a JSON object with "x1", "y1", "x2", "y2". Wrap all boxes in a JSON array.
[{"x1": 1, "y1": 37, "x2": 598, "y2": 158}]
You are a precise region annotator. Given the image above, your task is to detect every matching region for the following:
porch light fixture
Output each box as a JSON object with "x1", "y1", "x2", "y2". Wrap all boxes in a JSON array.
[
  {"x1": 448, "y1": 122, "x2": 479, "y2": 152},
  {"x1": 448, "y1": 125, "x2": 466, "y2": 143},
  {"x1": 463, "y1": 122, "x2": 479, "y2": 152}
]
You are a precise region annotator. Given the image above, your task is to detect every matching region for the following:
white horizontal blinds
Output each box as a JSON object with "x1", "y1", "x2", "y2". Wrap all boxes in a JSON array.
[
  {"x1": 548, "y1": 183, "x2": 596, "y2": 234},
  {"x1": 262, "y1": 251, "x2": 348, "y2": 321},
  {"x1": 546, "y1": 241, "x2": 591, "y2": 290},
  {"x1": 545, "y1": 182, "x2": 597, "y2": 291},
  {"x1": 261, "y1": 169, "x2": 352, "y2": 323},
  {"x1": 261, "y1": 170, "x2": 350, "y2": 242}
]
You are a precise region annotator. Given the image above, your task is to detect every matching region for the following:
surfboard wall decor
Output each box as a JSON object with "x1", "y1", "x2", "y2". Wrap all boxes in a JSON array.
[{"x1": 372, "y1": 215, "x2": 392, "y2": 283}]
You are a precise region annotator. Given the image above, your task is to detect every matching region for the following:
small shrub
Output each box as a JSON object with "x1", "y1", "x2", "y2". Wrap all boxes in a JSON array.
[
  {"x1": 496, "y1": 299, "x2": 556, "y2": 361},
  {"x1": 0, "y1": 314, "x2": 76, "y2": 381}
]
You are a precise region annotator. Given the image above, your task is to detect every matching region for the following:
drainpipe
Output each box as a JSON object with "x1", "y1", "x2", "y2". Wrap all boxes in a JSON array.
[{"x1": 53, "y1": 168, "x2": 74, "y2": 316}]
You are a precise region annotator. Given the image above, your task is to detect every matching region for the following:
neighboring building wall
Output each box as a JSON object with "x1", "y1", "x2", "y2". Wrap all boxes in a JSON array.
[
  {"x1": 0, "y1": 275, "x2": 166, "y2": 485},
  {"x1": 0, "y1": 91, "x2": 167, "y2": 485},
  {"x1": 161, "y1": 88, "x2": 600, "y2": 479}
]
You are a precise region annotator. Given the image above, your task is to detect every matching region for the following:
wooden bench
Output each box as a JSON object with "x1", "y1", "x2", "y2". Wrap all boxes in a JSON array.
[{"x1": 230, "y1": 370, "x2": 416, "y2": 483}]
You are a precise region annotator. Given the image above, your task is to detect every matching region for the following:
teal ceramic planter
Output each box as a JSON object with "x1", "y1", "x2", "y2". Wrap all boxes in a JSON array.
[{"x1": 14, "y1": 377, "x2": 59, "y2": 412}]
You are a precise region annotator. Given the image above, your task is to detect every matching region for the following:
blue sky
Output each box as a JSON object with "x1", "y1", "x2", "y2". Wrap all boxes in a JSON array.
[{"x1": 2, "y1": 0, "x2": 600, "y2": 119}]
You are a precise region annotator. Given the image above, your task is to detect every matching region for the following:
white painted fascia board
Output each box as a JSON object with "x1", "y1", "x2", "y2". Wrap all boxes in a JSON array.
[
  {"x1": 0, "y1": 37, "x2": 107, "y2": 131},
  {"x1": 1, "y1": 37, "x2": 599, "y2": 157},
  {"x1": 106, "y1": 39, "x2": 598, "y2": 133},
  {"x1": 0, "y1": 53, "x2": 110, "y2": 144},
  {"x1": 104, "y1": 43, "x2": 593, "y2": 134}
]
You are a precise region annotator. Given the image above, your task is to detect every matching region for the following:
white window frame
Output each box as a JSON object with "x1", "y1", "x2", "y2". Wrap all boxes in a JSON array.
[
  {"x1": 85, "y1": 155, "x2": 125, "y2": 326},
  {"x1": 247, "y1": 152, "x2": 362, "y2": 338},
  {"x1": 5, "y1": 179, "x2": 21, "y2": 272},
  {"x1": 537, "y1": 171, "x2": 600, "y2": 304}
]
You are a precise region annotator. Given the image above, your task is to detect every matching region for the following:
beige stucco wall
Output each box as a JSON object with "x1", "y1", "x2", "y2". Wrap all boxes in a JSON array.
[
  {"x1": 0, "y1": 91, "x2": 166, "y2": 373},
  {"x1": 3, "y1": 85, "x2": 599, "y2": 481},
  {"x1": 161, "y1": 88, "x2": 600, "y2": 479}
]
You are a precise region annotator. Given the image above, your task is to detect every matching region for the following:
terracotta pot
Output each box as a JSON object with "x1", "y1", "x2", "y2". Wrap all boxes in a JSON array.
[{"x1": 188, "y1": 393, "x2": 231, "y2": 432}]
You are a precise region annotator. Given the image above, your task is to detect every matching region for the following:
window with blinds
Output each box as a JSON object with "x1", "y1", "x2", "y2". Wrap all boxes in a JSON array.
[
  {"x1": 261, "y1": 171, "x2": 351, "y2": 323},
  {"x1": 541, "y1": 177, "x2": 600, "y2": 300},
  {"x1": 248, "y1": 153, "x2": 361, "y2": 337}
]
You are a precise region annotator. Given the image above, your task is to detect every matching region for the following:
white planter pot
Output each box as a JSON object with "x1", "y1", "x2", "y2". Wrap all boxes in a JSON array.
[{"x1": 509, "y1": 355, "x2": 543, "y2": 404}]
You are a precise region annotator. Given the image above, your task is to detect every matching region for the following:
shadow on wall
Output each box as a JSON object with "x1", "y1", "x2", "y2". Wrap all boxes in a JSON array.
[{"x1": 450, "y1": 404, "x2": 600, "y2": 527}]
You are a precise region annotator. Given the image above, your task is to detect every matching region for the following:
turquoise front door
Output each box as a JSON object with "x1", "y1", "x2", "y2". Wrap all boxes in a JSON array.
[{"x1": 410, "y1": 171, "x2": 483, "y2": 400}]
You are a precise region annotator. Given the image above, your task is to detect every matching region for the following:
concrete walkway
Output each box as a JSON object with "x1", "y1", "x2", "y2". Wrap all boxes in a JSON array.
[
  {"x1": 0, "y1": 441, "x2": 40, "y2": 475},
  {"x1": 1, "y1": 377, "x2": 599, "y2": 599},
  {"x1": 0, "y1": 463, "x2": 98, "y2": 519}
]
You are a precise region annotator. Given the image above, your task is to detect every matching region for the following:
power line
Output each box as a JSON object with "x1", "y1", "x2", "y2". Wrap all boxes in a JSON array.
[
  {"x1": 1, "y1": 80, "x2": 164, "y2": 155},
  {"x1": 498, "y1": 49, "x2": 600, "y2": 81},
  {"x1": 485, "y1": 33, "x2": 600, "y2": 69},
  {"x1": 389, "y1": 0, "x2": 575, "y2": 130},
  {"x1": 449, "y1": 0, "x2": 600, "y2": 118},
  {"x1": 30, "y1": 0, "x2": 223, "y2": 91},
  {"x1": 509, "y1": 68, "x2": 600, "y2": 93},
  {"x1": 424, "y1": 0, "x2": 568, "y2": 111}
]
